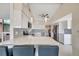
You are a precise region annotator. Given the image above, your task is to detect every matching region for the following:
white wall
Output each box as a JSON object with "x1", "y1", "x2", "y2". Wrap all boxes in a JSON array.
[
  {"x1": 0, "y1": 3, "x2": 10, "y2": 18},
  {"x1": 72, "y1": 12, "x2": 79, "y2": 55}
]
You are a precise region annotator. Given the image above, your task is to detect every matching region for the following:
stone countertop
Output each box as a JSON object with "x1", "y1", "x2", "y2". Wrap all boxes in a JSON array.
[
  {"x1": 0, "y1": 35, "x2": 59, "y2": 46},
  {"x1": 13, "y1": 35, "x2": 59, "y2": 45}
]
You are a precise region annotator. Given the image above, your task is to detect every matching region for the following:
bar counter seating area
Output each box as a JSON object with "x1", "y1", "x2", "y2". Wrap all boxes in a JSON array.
[{"x1": 0, "y1": 35, "x2": 59, "y2": 56}]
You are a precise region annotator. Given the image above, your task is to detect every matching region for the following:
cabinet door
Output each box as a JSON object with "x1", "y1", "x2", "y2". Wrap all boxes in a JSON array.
[
  {"x1": 13, "y1": 10, "x2": 22, "y2": 28},
  {"x1": 21, "y1": 14, "x2": 28, "y2": 28},
  {"x1": 64, "y1": 34, "x2": 71, "y2": 44},
  {"x1": 0, "y1": 33, "x2": 2, "y2": 42},
  {"x1": 0, "y1": 24, "x2": 3, "y2": 32}
]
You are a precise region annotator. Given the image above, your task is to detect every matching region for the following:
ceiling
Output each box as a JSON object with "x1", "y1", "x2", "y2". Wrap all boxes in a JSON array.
[
  {"x1": 29, "y1": 3, "x2": 61, "y2": 22},
  {"x1": 0, "y1": 3, "x2": 10, "y2": 19},
  {"x1": 0, "y1": 3, "x2": 61, "y2": 21}
]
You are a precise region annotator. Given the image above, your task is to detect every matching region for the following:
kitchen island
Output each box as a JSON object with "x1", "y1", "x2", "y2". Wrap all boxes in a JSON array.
[
  {"x1": 13, "y1": 35, "x2": 59, "y2": 56},
  {"x1": 0, "y1": 35, "x2": 60, "y2": 56}
]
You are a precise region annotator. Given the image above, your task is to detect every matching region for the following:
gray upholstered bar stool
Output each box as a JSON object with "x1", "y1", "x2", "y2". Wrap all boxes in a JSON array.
[
  {"x1": 0, "y1": 46, "x2": 8, "y2": 56},
  {"x1": 38, "y1": 45, "x2": 59, "y2": 56},
  {"x1": 13, "y1": 45, "x2": 35, "y2": 56}
]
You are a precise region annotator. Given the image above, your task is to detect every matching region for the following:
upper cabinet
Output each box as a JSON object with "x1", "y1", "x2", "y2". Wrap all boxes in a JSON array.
[
  {"x1": 13, "y1": 3, "x2": 32, "y2": 28},
  {"x1": 13, "y1": 3, "x2": 23, "y2": 28}
]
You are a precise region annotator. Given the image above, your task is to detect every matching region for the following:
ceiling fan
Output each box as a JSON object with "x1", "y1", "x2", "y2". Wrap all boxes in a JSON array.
[{"x1": 39, "y1": 13, "x2": 49, "y2": 18}]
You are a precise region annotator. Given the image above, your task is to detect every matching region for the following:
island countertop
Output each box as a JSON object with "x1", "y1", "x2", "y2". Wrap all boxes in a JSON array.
[
  {"x1": 0, "y1": 35, "x2": 59, "y2": 46},
  {"x1": 13, "y1": 35, "x2": 59, "y2": 45}
]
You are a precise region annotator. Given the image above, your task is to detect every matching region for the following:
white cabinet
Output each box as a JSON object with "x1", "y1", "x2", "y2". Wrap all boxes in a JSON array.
[
  {"x1": 13, "y1": 4, "x2": 29, "y2": 28},
  {"x1": 13, "y1": 4, "x2": 23, "y2": 28},
  {"x1": 13, "y1": 10, "x2": 22, "y2": 28},
  {"x1": 64, "y1": 34, "x2": 71, "y2": 44},
  {"x1": 21, "y1": 13, "x2": 28, "y2": 28}
]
